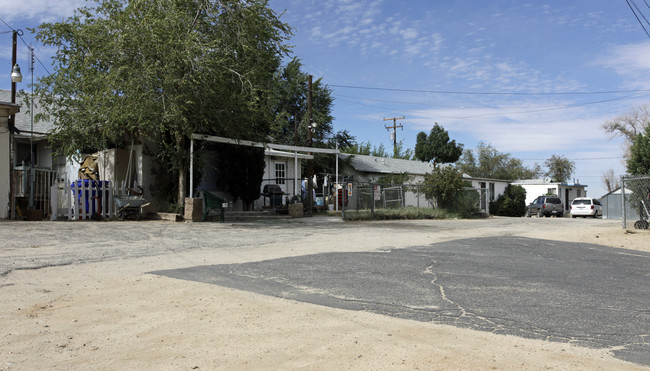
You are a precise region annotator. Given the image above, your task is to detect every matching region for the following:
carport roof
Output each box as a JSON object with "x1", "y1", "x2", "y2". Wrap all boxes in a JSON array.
[{"x1": 339, "y1": 153, "x2": 434, "y2": 175}]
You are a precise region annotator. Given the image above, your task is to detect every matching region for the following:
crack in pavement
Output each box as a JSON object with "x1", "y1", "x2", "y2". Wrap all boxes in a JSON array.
[
  {"x1": 151, "y1": 236, "x2": 650, "y2": 367},
  {"x1": 424, "y1": 261, "x2": 468, "y2": 324}
]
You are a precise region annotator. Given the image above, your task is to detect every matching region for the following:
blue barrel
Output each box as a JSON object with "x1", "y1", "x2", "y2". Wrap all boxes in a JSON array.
[{"x1": 70, "y1": 180, "x2": 109, "y2": 214}]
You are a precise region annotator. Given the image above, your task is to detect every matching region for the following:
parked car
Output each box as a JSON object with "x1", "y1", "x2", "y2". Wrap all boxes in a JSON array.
[
  {"x1": 570, "y1": 197, "x2": 602, "y2": 218},
  {"x1": 526, "y1": 195, "x2": 564, "y2": 217}
]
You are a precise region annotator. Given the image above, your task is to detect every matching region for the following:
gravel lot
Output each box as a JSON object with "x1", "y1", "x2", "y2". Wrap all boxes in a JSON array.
[{"x1": 1, "y1": 216, "x2": 648, "y2": 370}]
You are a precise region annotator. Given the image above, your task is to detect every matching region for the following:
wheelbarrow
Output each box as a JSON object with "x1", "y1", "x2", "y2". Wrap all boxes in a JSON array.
[{"x1": 114, "y1": 195, "x2": 150, "y2": 221}]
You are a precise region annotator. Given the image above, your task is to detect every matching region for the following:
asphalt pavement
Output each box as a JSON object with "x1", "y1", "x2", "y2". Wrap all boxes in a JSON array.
[{"x1": 153, "y1": 236, "x2": 650, "y2": 366}]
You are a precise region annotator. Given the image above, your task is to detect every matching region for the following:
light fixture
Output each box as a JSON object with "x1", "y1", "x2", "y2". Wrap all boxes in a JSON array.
[{"x1": 11, "y1": 64, "x2": 22, "y2": 83}]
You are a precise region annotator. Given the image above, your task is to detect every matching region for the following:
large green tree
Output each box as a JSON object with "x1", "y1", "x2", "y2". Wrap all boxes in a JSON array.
[
  {"x1": 627, "y1": 125, "x2": 650, "y2": 175},
  {"x1": 414, "y1": 123, "x2": 463, "y2": 167},
  {"x1": 544, "y1": 155, "x2": 575, "y2": 183},
  {"x1": 458, "y1": 142, "x2": 541, "y2": 180},
  {"x1": 35, "y1": 0, "x2": 291, "y2": 208},
  {"x1": 270, "y1": 57, "x2": 342, "y2": 186},
  {"x1": 271, "y1": 58, "x2": 333, "y2": 146}
]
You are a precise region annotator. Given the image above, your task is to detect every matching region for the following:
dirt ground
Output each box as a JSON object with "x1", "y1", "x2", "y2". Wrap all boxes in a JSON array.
[{"x1": 0, "y1": 216, "x2": 649, "y2": 370}]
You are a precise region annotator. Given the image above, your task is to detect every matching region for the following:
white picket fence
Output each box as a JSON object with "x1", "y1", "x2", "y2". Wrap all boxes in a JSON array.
[{"x1": 49, "y1": 178, "x2": 135, "y2": 220}]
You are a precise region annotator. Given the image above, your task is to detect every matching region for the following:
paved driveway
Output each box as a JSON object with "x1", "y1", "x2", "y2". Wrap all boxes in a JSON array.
[{"x1": 153, "y1": 236, "x2": 650, "y2": 366}]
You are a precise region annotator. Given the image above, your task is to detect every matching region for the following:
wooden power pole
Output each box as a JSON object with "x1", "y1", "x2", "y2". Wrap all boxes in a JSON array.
[
  {"x1": 307, "y1": 75, "x2": 313, "y2": 217},
  {"x1": 383, "y1": 116, "x2": 405, "y2": 153}
]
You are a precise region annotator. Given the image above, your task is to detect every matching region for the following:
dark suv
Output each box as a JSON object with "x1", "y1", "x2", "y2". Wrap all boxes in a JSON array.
[{"x1": 526, "y1": 195, "x2": 564, "y2": 217}]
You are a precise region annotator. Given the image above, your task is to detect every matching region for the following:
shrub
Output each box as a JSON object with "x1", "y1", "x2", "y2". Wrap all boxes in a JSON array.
[{"x1": 490, "y1": 184, "x2": 527, "y2": 217}]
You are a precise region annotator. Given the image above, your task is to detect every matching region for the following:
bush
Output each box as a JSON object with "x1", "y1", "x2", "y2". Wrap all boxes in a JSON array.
[
  {"x1": 340, "y1": 207, "x2": 455, "y2": 221},
  {"x1": 422, "y1": 166, "x2": 466, "y2": 209},
  {"x1": 490, "y1": 184, "x2": 527, "y2": 217},
  {"x1": 449, "y1": 188, "x2": 481, "y2": 218}
]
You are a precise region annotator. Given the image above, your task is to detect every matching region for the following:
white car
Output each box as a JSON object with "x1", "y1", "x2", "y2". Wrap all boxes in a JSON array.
[{"x1": 570, "y1": 198, "x2": 602, "y2": 218}]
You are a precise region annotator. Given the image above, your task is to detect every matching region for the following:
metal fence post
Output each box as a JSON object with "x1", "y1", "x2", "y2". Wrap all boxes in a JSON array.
[
  {"x1": 621, "y1": 176, "x2": 626, "y2": 229},
  {"x1": 341, "y1": 183, "x2": 346, "y2": 221},
  {"x1": 371, "y1": 183, "x2": 375, "y2": 219}
]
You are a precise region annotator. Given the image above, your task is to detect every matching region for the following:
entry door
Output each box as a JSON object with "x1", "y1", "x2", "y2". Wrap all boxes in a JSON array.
[
  {"x1": 565, "y1": 189, "x2": 570, "y2": 210},
  {"x1": 274, "y1": 162, "x2": 287, "y2": 193}
]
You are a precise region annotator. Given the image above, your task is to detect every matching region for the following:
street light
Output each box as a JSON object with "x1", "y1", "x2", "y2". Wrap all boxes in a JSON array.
[
  {"x1": 9, "y1": 30, "x2": 22, "y2": 133},
  {"x1": 11, "y1": 64, "x2": 22, "y2": 83}
]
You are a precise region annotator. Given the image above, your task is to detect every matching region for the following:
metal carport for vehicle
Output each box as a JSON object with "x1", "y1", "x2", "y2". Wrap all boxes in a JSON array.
[{"x1": 189, "y1": 133, "x2": 341, "y2": 209}]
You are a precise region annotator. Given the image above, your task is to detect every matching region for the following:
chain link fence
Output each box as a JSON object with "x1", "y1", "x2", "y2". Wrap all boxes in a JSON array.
[
  {"x1": 339, "y1": 182, "x2": 489, "y2": 220},
  {"x1": 621, "y1": 175, "x2": 650, "y2": 229}
]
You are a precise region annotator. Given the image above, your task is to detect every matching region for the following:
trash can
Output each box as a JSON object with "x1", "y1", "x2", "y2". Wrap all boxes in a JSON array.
[{"x1": 71, "y1": 179, "x2": 109, "y2": 214}]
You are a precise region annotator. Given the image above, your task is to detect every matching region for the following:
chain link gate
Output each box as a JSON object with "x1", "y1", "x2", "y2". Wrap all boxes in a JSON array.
[
  {"x1": 621, "y1": 175, "x2": 650, "y2": 229},
  {"x1": 340, "y1": 181, "x2": 489, "y2": 220}
]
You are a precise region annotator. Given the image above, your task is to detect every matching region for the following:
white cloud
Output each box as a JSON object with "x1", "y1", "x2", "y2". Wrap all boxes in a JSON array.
[
  {"x1": 406, "y1": 102, "x2": 615, "y2": 153},
  {"x1": 400, "y1": 28, "x2": 418, "y2": 40},
  {"x1": 0, "y1": 0, "x2": 86, "y2": 23},
  {"x1": 595, "y1": 42, "x2": 650, "y2": 88},
  {"x1": 294, "y1": 0, "x2": 448, "y2": 60}
]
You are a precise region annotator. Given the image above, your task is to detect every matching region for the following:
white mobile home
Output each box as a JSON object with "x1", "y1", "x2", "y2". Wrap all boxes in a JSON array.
[{"x1": 511, "y1": 179, "x2": 588, "y2": 212}]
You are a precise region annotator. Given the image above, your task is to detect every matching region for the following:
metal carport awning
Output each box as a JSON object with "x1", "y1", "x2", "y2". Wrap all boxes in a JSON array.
[
  {"x1": 264, "y1": 148, "x2": 313, "y2": 160},
  {"x1": 189, "y1": 134, "x2": 340, "y2": 207}
]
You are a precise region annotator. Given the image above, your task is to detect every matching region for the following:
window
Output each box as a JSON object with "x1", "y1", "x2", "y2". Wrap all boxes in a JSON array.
[
  {"x1": 275, "y1": 162, "x2": 286, "y2": 185},
  {"x1": 547, "y1": 188, "x2": 556, "y2": 195},
  {"x1": 489, "y1": 183, "x2": 495, "y2": 201}
]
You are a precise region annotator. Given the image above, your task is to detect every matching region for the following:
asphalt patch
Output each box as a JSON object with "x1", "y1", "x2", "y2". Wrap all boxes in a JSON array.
[{"x1": 151, "y1": 236, "x2": 650, "y2": 366}]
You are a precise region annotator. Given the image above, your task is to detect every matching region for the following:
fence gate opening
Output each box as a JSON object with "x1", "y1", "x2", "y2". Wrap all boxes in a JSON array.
[{"x1": 621, "y1": 175, "x2": 650, "y2": 229}]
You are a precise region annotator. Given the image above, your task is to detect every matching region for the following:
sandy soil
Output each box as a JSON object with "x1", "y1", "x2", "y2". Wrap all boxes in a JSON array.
[{"x1": 0, "y1": 216, "x2": 648, "y2": 370}]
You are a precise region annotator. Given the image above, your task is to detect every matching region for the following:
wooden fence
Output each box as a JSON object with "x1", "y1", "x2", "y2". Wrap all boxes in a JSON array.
[{"x1": 50, "y1": 178, "x2": 135, "y2": 220}]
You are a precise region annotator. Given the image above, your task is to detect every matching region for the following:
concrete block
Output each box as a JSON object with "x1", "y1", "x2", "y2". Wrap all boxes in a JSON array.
[
  {"x1": 184, "y1": 198, "x2": 203, "y2": 222},
  {"x1": 288, "y1": 203, "x2": 303, "y2": 218}
]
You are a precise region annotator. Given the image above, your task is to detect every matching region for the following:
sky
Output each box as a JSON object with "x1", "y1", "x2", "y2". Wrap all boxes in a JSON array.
[{"x1": 2, "y1": 1, "x2": 650, "y2": 198}]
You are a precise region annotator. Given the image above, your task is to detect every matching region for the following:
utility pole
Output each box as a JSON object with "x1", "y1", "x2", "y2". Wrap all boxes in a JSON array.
[
  {"x1": 29, "y1": 45, "x2": 35, "y2": 209},
  {"x1": 383, "y1": 116, "x2": 405, "y2": 154},
  {"x1": 9, "y1": 29, "x2": 23, "y2": 220},
  {"x1": 307, "y1": 75, "x2": 313, "y2": 217}
]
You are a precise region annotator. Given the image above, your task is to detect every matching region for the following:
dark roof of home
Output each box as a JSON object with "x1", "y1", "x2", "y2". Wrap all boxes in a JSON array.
[{"x1": 0, "y1": 89, "x2": 53, "y2": 137}]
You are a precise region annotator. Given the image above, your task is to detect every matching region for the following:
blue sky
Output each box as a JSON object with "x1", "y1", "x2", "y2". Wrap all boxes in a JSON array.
[{"x1": 2, "y1": 1, "x2": 650, "y2": 198}]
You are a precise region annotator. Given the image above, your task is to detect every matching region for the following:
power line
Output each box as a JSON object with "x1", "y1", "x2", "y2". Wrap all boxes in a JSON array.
[
  {"x1": 0, "y1": 17, "x2": 14, "y2": 32},
  {"x1": 329, "y1": 84, "x2": 650, "y2": 96},
  {"x1": 626, "y1": 0, "x2": 650, "y2": 39},
  {"x1": 333, "y1": 93, "x2": 616, "y2": 110},
  {"x1": 334, "y1": 91, "x2": 650, "y2": 120}
]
